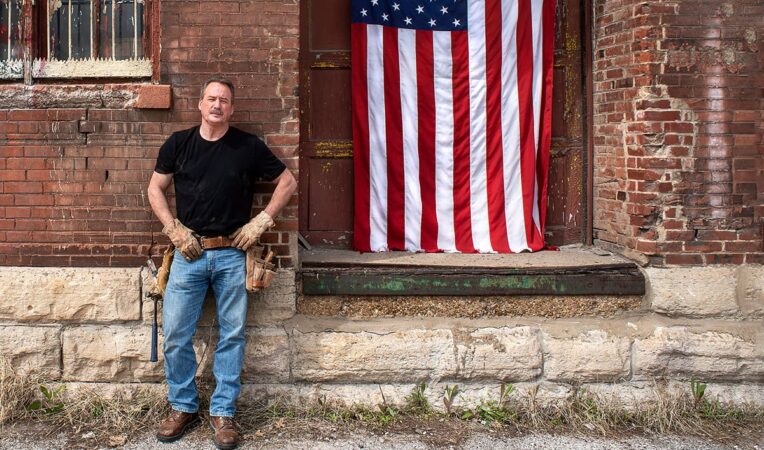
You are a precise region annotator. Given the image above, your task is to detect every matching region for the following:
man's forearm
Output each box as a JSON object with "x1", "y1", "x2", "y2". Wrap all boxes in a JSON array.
[
  {"x1": 263, "y1": 170, "x2": 297, "y2": 218},
  {"x1": 148, "y1": 186, "x2": 176, "y2": 229}
]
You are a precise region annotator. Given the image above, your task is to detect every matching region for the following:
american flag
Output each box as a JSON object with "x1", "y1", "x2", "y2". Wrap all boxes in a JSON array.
[{"x1": 352, "y1": 0, "x2": 555, "y2": 253}]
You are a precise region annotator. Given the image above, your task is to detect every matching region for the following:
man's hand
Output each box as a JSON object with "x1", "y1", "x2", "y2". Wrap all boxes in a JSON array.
[
  {"x1": 163, "y1": 218, "x2": 202, "y2": 260},
  {"x1": 230, "y1": 211, "x2": 274, "y2": 251}
]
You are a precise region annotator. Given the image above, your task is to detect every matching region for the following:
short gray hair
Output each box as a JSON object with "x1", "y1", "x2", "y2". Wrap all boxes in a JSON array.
[{"x1": 200, "y1": 76, "x2": 235, "y2": 103}]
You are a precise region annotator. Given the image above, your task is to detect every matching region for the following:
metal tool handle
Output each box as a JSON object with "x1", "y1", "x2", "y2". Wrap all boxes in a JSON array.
[{"x1": 150, "y1": 297, "x2": 158, "y2": 362}]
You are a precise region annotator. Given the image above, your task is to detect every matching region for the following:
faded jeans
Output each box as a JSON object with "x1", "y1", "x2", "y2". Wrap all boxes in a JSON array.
[{"x1": 162, "y1": 248, "x2": 248, "y2": 417}]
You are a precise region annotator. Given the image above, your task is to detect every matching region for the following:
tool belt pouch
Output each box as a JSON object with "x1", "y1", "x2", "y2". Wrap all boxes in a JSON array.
[
  {"x1": 147, "y1": 243, "x2": 174, "y2": 299},
  {"x1": 246, "y1": 245, "x2": 276, "y2": 293},
  {"x1": 157, "y1": 243, "x2": 175, "y2": 297}
]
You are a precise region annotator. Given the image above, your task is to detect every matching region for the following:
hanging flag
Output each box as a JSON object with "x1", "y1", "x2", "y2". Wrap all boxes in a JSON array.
[{"x1": 352, "y1": 0, "x2": 554, "y2": 253}]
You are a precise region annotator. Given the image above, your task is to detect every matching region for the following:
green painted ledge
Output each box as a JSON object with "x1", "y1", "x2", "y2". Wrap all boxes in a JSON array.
[{"x1": 300, "y1": 266, "x2": 645, "y2": 296}]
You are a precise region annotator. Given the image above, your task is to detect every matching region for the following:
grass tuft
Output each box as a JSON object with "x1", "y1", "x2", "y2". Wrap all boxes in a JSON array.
[
  {"x1": 1, "y1": 361, "x2": 762, "y2": 446},
  {"x1": 0, "y1": 357, "x2": 37, "y2": 428}
]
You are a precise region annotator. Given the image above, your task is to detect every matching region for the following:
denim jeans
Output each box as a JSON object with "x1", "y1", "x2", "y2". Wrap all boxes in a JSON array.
[{"x1": 162, "y1": 247, "x2": 248, "y2": 417}]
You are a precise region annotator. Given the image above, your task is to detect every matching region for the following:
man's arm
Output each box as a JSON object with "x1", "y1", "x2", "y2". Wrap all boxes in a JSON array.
[
  {"x1": 230, "y1": 169, "x2": 297, "y2": 250},
  {"x1": 148, "y1": 171, "x2": 202, "y2": 260},
  {"x1": 147, "y1": 171, "x2": 175, "y2": 228},
  {"x1": 263, "y1": 169, "x2": 297, "y2": 218}
]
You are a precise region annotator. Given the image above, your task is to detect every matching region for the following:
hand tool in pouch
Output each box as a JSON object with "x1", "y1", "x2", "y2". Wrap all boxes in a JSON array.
[{"x1": 145, "y1": 244, "x2": 175, "y2": 362}]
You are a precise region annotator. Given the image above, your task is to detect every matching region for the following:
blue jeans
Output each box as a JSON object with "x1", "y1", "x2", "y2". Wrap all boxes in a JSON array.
[{"x1": 162, "y1": 248, "x2": 248, "y2": 417}]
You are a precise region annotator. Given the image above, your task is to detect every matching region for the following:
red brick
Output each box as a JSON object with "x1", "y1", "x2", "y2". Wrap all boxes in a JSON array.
[
  {"x1": 724, "y1": 241, "x2": 760, "y2": 252},
  {"x1": 665, "y1": 254, "x2": 704, "y2": 265},
  {"x1": 0, "y1": 170, "x2": 27, "y2": 181},
  {"x1": 684, "y1": 241, "x2": 723, "y2": 253},
  {"x1": 4, "y1": 182, "x2": 43, "y2": 194},
  {"x1": 134, "y1": 84, "x2": 173, "y2": 109}
]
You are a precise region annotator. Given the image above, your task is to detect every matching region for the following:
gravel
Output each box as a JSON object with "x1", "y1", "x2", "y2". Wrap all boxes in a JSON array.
[{"x1": 0, "y1": 427, "x2": 756, "y2": 450}]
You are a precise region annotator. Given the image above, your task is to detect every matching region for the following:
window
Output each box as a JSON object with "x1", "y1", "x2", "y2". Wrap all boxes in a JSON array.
[{"x1": 1, "y1": 0, "x2": 156, "y2": 81}]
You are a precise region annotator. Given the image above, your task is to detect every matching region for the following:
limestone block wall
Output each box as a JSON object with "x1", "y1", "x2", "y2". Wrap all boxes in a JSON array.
[{"x1": 0, "y1": 265, "x2": 762, "y2": 408}]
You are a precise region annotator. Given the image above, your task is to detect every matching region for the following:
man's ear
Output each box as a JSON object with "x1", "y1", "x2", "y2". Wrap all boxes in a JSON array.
[{"x1": 198, "y1": 99, "x2": 203, "y2": 111}]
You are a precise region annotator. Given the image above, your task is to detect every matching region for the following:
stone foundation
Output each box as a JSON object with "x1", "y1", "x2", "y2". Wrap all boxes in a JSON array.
[{"x1": 1, "y1": 265, "x2": 762, "y2": 407}]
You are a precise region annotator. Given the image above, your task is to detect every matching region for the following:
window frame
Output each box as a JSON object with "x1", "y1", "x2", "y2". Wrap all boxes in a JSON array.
[{"x1": 1, "y1": 0, "x2": 159, "y2": 84}]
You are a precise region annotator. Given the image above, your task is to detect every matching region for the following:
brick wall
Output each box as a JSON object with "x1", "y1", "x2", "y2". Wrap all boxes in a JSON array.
[
  {"x1": 0, "y1": 0, "x2": 299, "y2": 267},
  {"x1": 3, "y1": 0, "x2": 762, "y2": 268},
  {"x1": 592, "y1": 0, "x2": 763, "y2": 265}
]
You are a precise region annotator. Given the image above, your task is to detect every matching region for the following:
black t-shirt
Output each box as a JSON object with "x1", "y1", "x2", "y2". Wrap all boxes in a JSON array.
[{"x1": 155, "y1": 126, "x2": 286, "y2": 236}]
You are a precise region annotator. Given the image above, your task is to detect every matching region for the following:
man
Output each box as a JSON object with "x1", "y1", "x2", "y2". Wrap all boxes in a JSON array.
[{"x1": 147, "y1": 76, "x2": 296, "y2": 450}]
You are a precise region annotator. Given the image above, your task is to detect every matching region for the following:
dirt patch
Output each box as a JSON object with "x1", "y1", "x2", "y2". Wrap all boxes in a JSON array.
[{"x1": 297, "y1": 295, "x2": 643, "y2": 319}]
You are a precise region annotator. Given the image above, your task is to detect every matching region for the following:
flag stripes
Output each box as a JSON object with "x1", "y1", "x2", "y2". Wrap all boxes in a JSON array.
[{"x1": 352, "y1": 0, "x2": 554, "y2": 253}]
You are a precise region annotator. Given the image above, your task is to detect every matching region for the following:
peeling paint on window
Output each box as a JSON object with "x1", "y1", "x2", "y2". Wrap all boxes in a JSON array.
[
  {"x1": 32, "y1": 56, "x2": 151, "y2": 78},
  {"x1": 0, "y1": 58, "x2": 22, "y2": 79}
]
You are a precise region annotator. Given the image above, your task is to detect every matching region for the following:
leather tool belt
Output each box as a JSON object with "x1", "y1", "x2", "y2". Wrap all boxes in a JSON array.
[
  {"x1": 246, "y1": 245, "x2": 276, "y2": 293},
  {"x1": 199, "y1": 236, "x2": 235, "y2": 250}
]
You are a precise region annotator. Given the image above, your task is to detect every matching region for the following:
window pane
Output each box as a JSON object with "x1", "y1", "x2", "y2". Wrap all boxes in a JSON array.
[
  {"x1": 98, "y1": 0, "x2": 144, "y2": 60},
  {"x1": 49, "y1": 0, "x2": 93, "y2": 60},
  {"x1": 98, "y1": 0, "x2": 112, "y2": 58},
  {"x1": 0, "y1": 0, "x2": 23, "y2": 61},
  {"x1": 50, "y1": 1, "x2": 71, "y2": 59},
  {"x1": 70, "y1": 0, "x2": 92, "y2": 59}
]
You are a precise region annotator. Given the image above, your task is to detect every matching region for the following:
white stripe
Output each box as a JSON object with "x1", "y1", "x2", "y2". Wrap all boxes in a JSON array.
[
  {"x1": 501, "y1": 0, "x2": 529, "y2": 252},
  {"x1": 530, "y1": 0, "x2": 545, "y2": 237},
  {"x1": 399, "y1": 28, "x2": 421, "y2": 251},
  {"x1": 467, "y1": 0, "x2": 493, "y2": 252},
  {"x1": 367, "y1": 25, "x2": 388, "y2": 251},
  {"x1": 433, "y1": 32, "x2": 456, "y2": 252}
]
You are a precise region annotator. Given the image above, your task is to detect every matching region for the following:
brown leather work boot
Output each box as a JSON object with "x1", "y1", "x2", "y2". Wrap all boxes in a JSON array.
[
  {"x1": 210, "y1": 416, "x2": 239, "y2": 450},
  {"x1": 156, "y1": 409, "x2": 200, "y2": 443}
]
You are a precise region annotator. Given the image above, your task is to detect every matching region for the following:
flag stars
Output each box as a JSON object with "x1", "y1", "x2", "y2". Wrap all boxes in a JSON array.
[
  {"x1": 441, "y1": 6, "x2": 449, "y2": 14},
  {"x1": 392, "y1": 2, "x2": 400, "y2": 11},
  {"x1": 404, "y1": 16, "x2": 412, "y2": 25},
  {"x1": 453, "y1": 18, "x2": 461, "y2": 26},
  {"x1": 381, "y1": 12, "x2": 389, "y2": 21},
  {"x1": 416, "y1": 5, "x2": 424, "y2": 14},
  {"x1": 360, "y1": 8, "x2": 368, "y2": 16},
  {"x1": 428, "y1": 18, "x2": 437, "y2": 27},
  {"x1": 370, "y1": 0, "x2": 378, "y2": 5}
]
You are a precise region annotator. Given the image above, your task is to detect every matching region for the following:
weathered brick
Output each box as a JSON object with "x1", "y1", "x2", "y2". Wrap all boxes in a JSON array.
[
  {"x1": 454, "y1": 327, "x2": 542, "y2": 381},
  {"x1": 646, "y1": 267, "x2": 739, "y2": 317},
  {"x1": 543, "y1": 330, "x2": 631, "y2": 382},
  {"x1": 291, "y1": 329, "x2": 456, "y2": 383},
  {"x1": 62, "y1": 326, "x2": 164, "y2": 382},
  {"x1": 0, "y1": 267, "x2": 141, "y2": 322},
  {"x1": 0, "y1": 325, "x2": 61, "y2": 377},
  {"x1": 634, "y1": 326, "x2": 763, "y2": 381}
]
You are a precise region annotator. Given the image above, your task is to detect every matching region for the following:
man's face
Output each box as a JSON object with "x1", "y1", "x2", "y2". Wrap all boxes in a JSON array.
[{"x1": 198, "y1": 82, "x2": 234, "y2": 126}]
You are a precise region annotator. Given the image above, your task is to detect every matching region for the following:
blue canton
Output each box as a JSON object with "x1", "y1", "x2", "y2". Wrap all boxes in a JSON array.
[{"x1": 352, "y1": 0, "x2": 468, "y2": 31}]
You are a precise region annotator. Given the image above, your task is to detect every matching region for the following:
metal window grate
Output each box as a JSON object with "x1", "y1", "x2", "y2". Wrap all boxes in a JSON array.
[
  {"x1": 0, "y1": 0, "x2": 22, "y2": 61},
  {"x1": 48, "y1": 0, "x2": 144, "y2": 61}
]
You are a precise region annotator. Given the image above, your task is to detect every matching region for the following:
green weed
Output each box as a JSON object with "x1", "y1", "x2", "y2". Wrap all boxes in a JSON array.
[{"x1": 26, "y1": 384, "x2": 65, "y2": 415}]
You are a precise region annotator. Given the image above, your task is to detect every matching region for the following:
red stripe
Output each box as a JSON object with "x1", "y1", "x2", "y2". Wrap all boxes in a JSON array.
[
  {"x1": 516, "y1": 0, "x2": 539, "y2": 249},
  {"x1": 351, "y1": 23, "x2": 370, "y2": 252},
  {"x1": 450, "y1": 31, "x2": 475, "y2": 253},
  {"x1": 383, "y1": 27, "x2": 405, "y2": 250},
  {"x1": 533, "y1": 0, "x2": 556, "y2": 250},
  {"x1": 416, "y1": 30, "x2": 438, "y2": 251},
  {"x1": 484, "y1": 0, "x2": 510, "y2": 252}
]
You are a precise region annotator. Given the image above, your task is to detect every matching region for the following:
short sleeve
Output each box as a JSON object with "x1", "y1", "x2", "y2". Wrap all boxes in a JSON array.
[
  {"x1": 253, "y1": 138, "x2": 287, "y2": 181},
  {"x1": 155, "y1": 133, "x2": 178, "y2": 174}
]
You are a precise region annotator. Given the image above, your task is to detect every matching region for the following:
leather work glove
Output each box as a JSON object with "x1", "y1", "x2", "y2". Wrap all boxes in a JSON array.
[
  {"x1": 162, "y1": 218, "x2": 202, "y2": 261},
  {"x1": 230, "y1": 211, "x2": 274, "y2": 251}
]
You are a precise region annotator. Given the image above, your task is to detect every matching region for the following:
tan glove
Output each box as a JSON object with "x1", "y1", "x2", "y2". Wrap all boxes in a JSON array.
[
  {"x1": 230, "y1": 211, "x2": 274, "y2": 251},
  {"x1": 162, "y1": 219, "x2": 202, "y2": 261}
]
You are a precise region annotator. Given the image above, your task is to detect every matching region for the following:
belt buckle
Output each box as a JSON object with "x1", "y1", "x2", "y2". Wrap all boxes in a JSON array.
[{"x1": 196, "y1": 234, "x2": 207, "y2": 250}]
